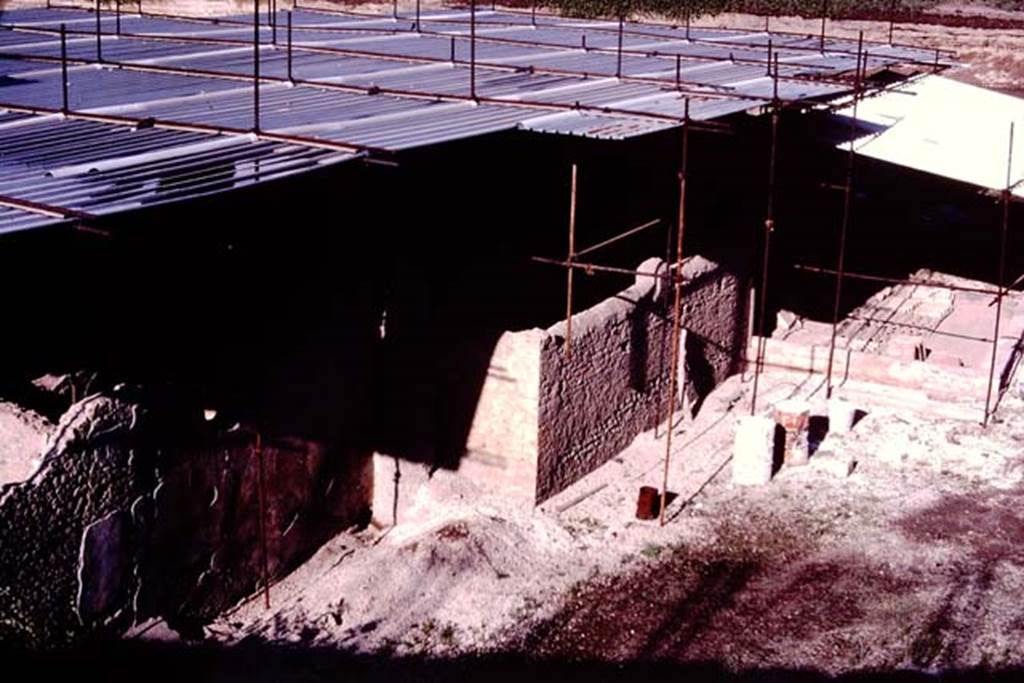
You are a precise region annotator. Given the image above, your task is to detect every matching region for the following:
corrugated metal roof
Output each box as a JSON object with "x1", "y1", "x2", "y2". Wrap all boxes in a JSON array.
[
  {"x1": 0, "y1": 113, "x2": 357, "y2": 235},
  {"x1": 0, "y1": 5, "x2": 952, "y2": 233}
]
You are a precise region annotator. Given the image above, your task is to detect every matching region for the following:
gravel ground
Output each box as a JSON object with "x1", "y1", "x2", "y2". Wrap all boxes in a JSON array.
[{"x1": 136, "y1": 362, "x2": 1022, "y2": 682}]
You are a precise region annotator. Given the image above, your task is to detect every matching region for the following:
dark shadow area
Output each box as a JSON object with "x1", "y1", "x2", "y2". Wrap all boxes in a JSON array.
[
  {"x1": 771, "y1": 424, "x2": 786, "y2": 475},
  {"x1": 13, "y1": 97, "x2": 1003, "y2": 476},
  {"x1": 0, "y1": 104, "x2": 769, "y2": 475},
  {"x1": 754, "y1": 109, "x2": 1023, "y2": 340},
  {"x1": 808, "y1": 415, "x2": 829, "y2": 456},
  {"x1": 3, "y1": 639, "x2": 1022, "y2": 683},
  {"x1": 657, "y1": 490, "x2": 679, "y2": 517},
  {"x1": 629, "y1": 297, "x2": 652, "y2": 393},
  {"x1": 0, "y1": 159, "x2": 386, "y2": 455}
]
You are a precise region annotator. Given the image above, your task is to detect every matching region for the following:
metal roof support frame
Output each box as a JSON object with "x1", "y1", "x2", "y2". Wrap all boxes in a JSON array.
[
  {"x1": 253, "y1": 0, "x2": 261, "y2": 133},
  {"x1": 564, "y1": 163, "x2": 577, "y2": 359},
  {"x1": 271, "y1": 0, "x2": 278, "y2": 45},
  {"x1": 94, "y1": 0, "x2": 102, "y2": 63},
  {"x1": 820, "y1": 0, "x2": 829, "y2": 52},
  {"x1": 750, "y1": 55, "x2": 781, "y2": 417},
  {"x1": 470, "y1": 0, "x2": 477, "y2": 101},
  {"x1": 616, "y1": 14, "x2": 624, "y2": 78},
  {"x1": 660, "y1": 97, "x2": 691, "y2": 528},
  {"x1": 825, "y1": 32, "x2": 865, "y2": 399},
  {"x1": 59, "y1": 23, "x2": 69, "y2": 114},
  {"x1": 287, "y1": 9, "x2": 293, "y2": 82},
  {"x1": 888, "y1": 0, "x2": 897, "y2": 45},
  {"x1": 984, "y1": 122, "x2": 1015, "y2": 427}
]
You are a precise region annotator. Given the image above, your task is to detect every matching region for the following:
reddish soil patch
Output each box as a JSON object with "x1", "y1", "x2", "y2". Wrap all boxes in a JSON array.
[{"x1": 897, "y1": 488, "x2": 1024, "y2": 564}]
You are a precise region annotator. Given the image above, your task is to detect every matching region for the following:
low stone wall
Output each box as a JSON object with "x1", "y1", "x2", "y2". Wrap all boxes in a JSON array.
[
  {"x1": 535, "y1": 259, "x2": 675, "y2": 503},
  {"x1": 0, "y1": 391, "x2": 371, "y2": 648},
  {"x1": 455, "y1": 255, "x2": 748, "y2": 505},
  {"x1": 747, "y1": 336, "x2": 990, "y2": 403},
  {"x1": 536, "y1": 256, "x2": 747, "y2": 503}
]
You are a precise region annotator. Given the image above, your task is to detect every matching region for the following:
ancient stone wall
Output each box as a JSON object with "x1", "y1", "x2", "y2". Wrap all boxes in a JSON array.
[
  {"x1": 0, "y1": 391, "x2": 371, "y2": 647},
  {"x1": 535, "y1": 256, "x2": 747, "y2": 503}
]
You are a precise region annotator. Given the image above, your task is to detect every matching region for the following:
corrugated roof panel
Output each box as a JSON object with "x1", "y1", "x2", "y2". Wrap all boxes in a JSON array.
[
  {"x1": 520, "y1": 94, "x2": 760, "y2": 139},
  {"x1": 0, "y1": 110, "x2": 359, "y2": 233},
  {"x1": 317, "y1": 100, "x2": 532, "y2": 149},
  {"x1": 0, "y1": 63, "x2": 241, "y2": 111},
  {"x1": 0, "y1": 5, "x2": 952, "y2": 234}
]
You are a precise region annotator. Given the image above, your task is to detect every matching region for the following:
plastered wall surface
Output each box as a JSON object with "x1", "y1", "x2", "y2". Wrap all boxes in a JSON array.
[{"x1": 461, "y1": 328, "x2": 544, "y2": 502}]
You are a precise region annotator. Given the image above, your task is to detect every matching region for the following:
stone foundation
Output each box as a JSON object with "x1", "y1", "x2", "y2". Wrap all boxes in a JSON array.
[{"x1": 750, "y1": 271, "x2": 1024, "y2": 412}]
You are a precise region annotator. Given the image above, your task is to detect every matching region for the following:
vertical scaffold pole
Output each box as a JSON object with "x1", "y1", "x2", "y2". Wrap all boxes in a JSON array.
[
  {"x1": 95, "y1": 0, "x2": 103, "y2": 63},
  {"x1": 660, "y1": 99, "x2": 690, "y2": 527},
  {"x1": 253, "y1": 0, "x2": 260, "y2": 133},
  {"x1": 60, "y1": 24, "x2": 69, "y2": 114},
  {"x1": 820, "y1": 0, "x2": 829, "y2": 51},
  {"x1": 751, "y1": 58, "x2": 780, "y2": 416},
  {"x1": 984, "y1": 121, "x2": 1014, "y2": 426},
  {"x1": 564, "y1": 164, "x2": 578, "y2": 359},
  {"x1": 888, "y1": 0, "x2": 896, "y2": 44},
  {"x1": 616, "y1": 15, "x2": 624, "y2": 78},
  {"x1": 825, "y1": 32, "x2": 864, "y2": 398},
  {"x1": 470, "y1": 0, "x2": 477, "y2": 99},
  {"x1": 253, "y1": 432, "x2": 271, "y2": 610}
]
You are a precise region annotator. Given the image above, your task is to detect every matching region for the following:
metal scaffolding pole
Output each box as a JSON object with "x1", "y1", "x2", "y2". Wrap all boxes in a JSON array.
[
  {"x1": 59, "y1": 23, "x2": 69, "y2": 114},
  {"x1": 616, "y1": 15, "x2": 624, "y2": 78},
  {"x1": 253, "y1": 0, "x2": 261, "y2": 133},
  {"x1": 253, "y1": 431, "x2": 271, "y2": 610},
  {"x1": 95, "y1": 0, "x2": 102, "y2": 63},
  {"x1": 533, "y1": 256, "x2": 670, "y2": 281},
  {"x1": 750, "y1": 55, "x2": 780, "y2": 416},
  {"x1": 888, "y1": 0, "x2": 897, "y2": 44},
  {"x1": 564, "y1": 163, "x2": 578, "y2": 359},
  {"x1": 794, "y1": 265, "x2": 1002, "y2": 297},
  {"x1": 470, "y1": 0, "x2": 477, "y2": 99},
  {"x1": 984, "y1": 121, "x2": 1015, "y2": 426},
  {"x1": 271, "y1": 0, "x2": 277, "y2": 44},
  {"x1": 820, "y1": 0, "x2": 829, "y2": 51},
  {"x1": 825, "y1": 32, "x2": 864, "y2": 399},
  {"x1": 660, "y1": 99, "x2": 690, "y2": 527}
]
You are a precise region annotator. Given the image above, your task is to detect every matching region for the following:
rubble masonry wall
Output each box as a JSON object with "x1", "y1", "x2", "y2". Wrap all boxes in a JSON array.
[
  {"x1": 533, "y1": 255, "x2": 748, "y2": 503},
  {"x1": 0, "y1": 392, "x2": 372, "y2": 647}
]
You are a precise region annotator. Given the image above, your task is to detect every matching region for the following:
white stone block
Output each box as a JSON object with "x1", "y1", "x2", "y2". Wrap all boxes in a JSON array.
[
  {"x1": 733, "y1": 416, "x2": 776, "y2": 486},
  {"x1": 828, "y1": 397, "x2": 857, "y2": 435}
]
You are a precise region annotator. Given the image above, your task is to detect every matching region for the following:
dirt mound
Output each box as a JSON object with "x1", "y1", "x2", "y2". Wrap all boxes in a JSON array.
[{"x1": 217, "y1": 508, "x2": 576, "y2": 655}]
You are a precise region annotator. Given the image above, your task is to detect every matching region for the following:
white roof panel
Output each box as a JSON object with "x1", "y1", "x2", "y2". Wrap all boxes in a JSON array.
[{"x1": 838, "y1": 75, "x2": 1024, "y2": 198}]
